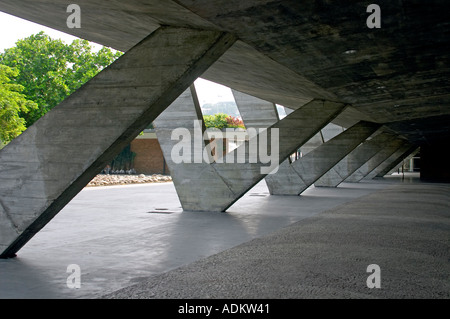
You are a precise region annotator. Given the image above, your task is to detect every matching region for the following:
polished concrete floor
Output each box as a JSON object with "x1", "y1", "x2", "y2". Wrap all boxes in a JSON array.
[{"x1": 1, "y1": 173, "x2": 448, "y2": 298}]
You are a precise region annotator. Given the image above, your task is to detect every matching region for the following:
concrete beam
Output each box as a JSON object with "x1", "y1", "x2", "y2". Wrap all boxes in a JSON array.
[
  {"x1": 0, "y1": 27, "x2": 236, "y2": 258},
  {"x1": 154, "y1": 86, "x2": 239, "y2": 212},
  {"x1": 364, "y1": 141, "x2": 412, "y2": 179},
  {"x1": 231, "y1": 90, "x2": 279, "y2": 129},
  {"x1": 232, "y1": 92, "x2": 344, "y2": 149},
  {"x1": 155, "y1": 95, "x2": 347, "y2": 211},
  {"x1": 374, "y1": 145, "x2": 418, "y2": 177},
  {"x1": 213, "y1": 100, "x2": 347, "y2": 199},
  {"x1": 299, "y1": 123, "x2": 344, "y2": 156},
  {"x1": 386, "y1": 150, "x2": 419, "y2": 176},
  {"x1": 314, "y1": 132, "x2": 396, "y2": 187},
  {"x1": 231, "y1": 91, "x2": 345, "y2": 193},
  {"x1": 265, "y1": 121, "x2": 381, "y2": 195},
  {"x1": 345, "y1": 138, "x2": 407, "y2": 183}
]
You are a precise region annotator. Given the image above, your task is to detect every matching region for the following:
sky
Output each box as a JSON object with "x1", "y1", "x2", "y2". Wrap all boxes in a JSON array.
[
  {"x1": 0, "y1": 11, "x2": 235, "y2": 106},
  {"x1": 0, "y1": 11, "x2": 100, "y2": 52}
]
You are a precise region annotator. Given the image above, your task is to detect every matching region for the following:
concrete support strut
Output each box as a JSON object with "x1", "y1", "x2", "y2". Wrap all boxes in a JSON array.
[
  {"x1": 0, "y1": 27, "x2": 236, "y2": 258},
  {"x1": 231, "y1": 90, "x2": 279, "y2": 129},
  {"x1": 265, "y1": 121, "x2": 381, "y2": 195},
  {"x1": 314, "y1": 132, "x2": 397, "y2": 187},
  {"x1": 155, "y1": 94, "x2": 347, "y2": 212},
  {"x1": 373, "y1": 145, "x2": 418, "y2": 178},
  {"x1": 345, "y1": 138, "x2": 407, "y2": 183},
  {"x1": 231, "y1": 91, "x2": 344, "y2": 194}
]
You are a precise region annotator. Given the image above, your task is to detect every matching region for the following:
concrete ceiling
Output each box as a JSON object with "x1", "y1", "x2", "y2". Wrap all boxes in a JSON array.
[{"x1": 1, "y1": 0, "x2": 449, "y2": 145}]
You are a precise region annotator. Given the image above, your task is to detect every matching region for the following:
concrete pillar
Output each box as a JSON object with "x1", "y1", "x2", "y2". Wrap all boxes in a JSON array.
[
  {"x1": 283, "y1": 125, "x2": 342, "y2": 176},
  {"x1": 0, "y1": 27, "x2": 236, "y2": 258},
  {"x1": 345, "y1": 138, "x2": 406, "y2": 183},
  {"x1": 314, "y1": 132, "x2": 396, "y2": 187},
  {"x1": 154, "y1": 86, "x2": 239, "y2": 212},
  {"x1": 385, "y1": 149, "x2": 419, "y2": 176},
  {"x1": 371, "y1": 144, "x2": 417, "y2": 178},
  {"x1": 265, "y1": 121, "x2": 381, "y2": 195},
  {"x1": 215, "y1": 100, "x2": 347, "y2": 198},
  {"x1": 232, "y1": 90, "x2": 279, "y2": 129},
  {"x1": 232, "y1": 92, "x2": 344, "y2": 193},
  {"x1": 156, "y1": 96, "x2": 347, "y2": 211}
]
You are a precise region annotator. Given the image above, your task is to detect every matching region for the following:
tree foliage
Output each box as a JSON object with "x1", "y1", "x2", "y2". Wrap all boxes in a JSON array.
[
  {"x1": 203, "y1": 113, "x2": 245, "y2": 129},
  {"x1": 0, "y1": 64, "x2": 37, "y2": 143},
  {"x1": 0, "y1": 32, "x2": 122, "y2": 126}
]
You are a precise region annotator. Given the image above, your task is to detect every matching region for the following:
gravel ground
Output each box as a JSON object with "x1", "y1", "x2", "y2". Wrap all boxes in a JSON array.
[
  {"x1": 104, "y1": 183, "x2": 450, "y2": 299},
  {"x1": 87, "y1": 174, "x2": 172, "y2": 187}
]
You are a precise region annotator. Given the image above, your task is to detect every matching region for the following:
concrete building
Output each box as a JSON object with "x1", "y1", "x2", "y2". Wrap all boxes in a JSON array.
[{"x1": 0, "y1": 1, "x2": 449, "y2": 298}]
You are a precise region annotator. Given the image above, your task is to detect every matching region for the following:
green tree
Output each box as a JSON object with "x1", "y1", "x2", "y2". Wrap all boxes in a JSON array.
[
  {"x1": 203, "y1": 113, "x2": 245, "y2": 129},
  {"x1": 0, "y1": 32, "x2": 122, "y2": 126},
  {"x1": 0, "y1": 64, "x2": 37, "y2": 143},
  {"x1": 204, "y1": 113, "x2": 229, "y2": 130}
]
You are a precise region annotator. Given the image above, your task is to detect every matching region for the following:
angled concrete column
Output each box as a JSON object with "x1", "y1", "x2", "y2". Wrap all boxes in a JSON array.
[
  {"x1": 156, "y1": 97, "x2": 346, "y2": 211},
  {"x1": 154, "y1": 86, "x2": 238, "y2": 212},
  {"x1": 299, "y1": 123, "x2": 344, "y2": 155},
  {"x1": 231, "y1": 90, "x2": 279, "y2": 129},
  {"x1": 231, "y1": 91, "x2": 343, "y2": 195},
  {"x1": 386, "y1": 150, "x2": 419, "y2": 176},
  {"x1": 344, "y1": 138, "x2": 407, "y2": 183},
  {"x1": 232, "y1": 93, "x2": 343, "y2": 155},
  {"x1": 265, "y1": 121, "x2": 381, "y2": 195},
  {"x1": 232, "y1": 91, "x2": 318, "y2": 193},
  {"x1": 0, "y1": 27, "x2": 236, "y2": 258},
  {"x1": 314, "y1": 132, "x2": 395, "y2": 187},
  {"x1": 370, "y1": 144, "x2": 417, "y2": 178}
]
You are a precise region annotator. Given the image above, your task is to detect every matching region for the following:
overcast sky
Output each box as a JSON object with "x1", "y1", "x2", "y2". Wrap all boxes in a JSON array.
[{"x1": 0, "y1": 11, "x2": 87, "y2": 52}]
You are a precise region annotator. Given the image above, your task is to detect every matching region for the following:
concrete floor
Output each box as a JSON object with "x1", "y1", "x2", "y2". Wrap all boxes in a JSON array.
[{"x1": 0, "y1": 173, "x2": 448, "y2": 299}]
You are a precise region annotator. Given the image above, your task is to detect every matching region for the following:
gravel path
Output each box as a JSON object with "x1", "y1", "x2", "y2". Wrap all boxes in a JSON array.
[
  {"x1": 87, "y1": 174, "x2": 172, "y2": 187},
  {"x1": 104, "y1": 183, "x2": 450, "y2": 299}
]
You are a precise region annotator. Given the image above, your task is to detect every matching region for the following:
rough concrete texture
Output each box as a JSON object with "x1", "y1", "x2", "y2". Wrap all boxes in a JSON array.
[
  {"x1": 0, "y1": 27, "x2": 236, "y2": 258},
  {"x1": 1, "y1": 1, "x2": 449, "y2": 143},
  {"x1": 154, "y1": 87, "x2": 240, "y2": 212},
  {"x1": 314, "y1": 132, "x2": 395, "y2": 187},
  {"x1": 231, "y1": 91, "x2": 347, "y2": 195},
  {"x1": 231, "y1": 89, "x2": 279, "y2": 129},
  {"x1": 365, "y1": 143, "x2": 412, "y2": 180},
  {"x1": 232, "y1": 90, "x2": 343, "y2": 156},
  {"x1": 156, "y1": 94, "x2": 346, "y2": 211},
  {"x1": 104, "y1": 181, "x2": 450, "y2": 299},
  {"x1": 373, "y1": 145, "x2": 418, "y2": 178},
  {"x1": 298, "y1": 123, "x2": 344, "y2": 156},
  {"x1": 345, "y1": 138, "x2": 407, "y2": 183},
  {"x1": 265, "y1": 121, "x2": 380, "y2": 195},
  {"x1": 215, "y1": 100, "x2": 346, "y2": 198}
]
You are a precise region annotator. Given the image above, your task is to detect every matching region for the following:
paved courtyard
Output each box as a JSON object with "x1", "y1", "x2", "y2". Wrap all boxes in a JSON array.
[{"x1": 0, "y1": 173, "x2": 448, "y2": 299}]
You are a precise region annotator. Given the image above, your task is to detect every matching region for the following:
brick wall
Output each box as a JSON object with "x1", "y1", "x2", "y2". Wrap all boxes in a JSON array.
[{"x1": 130, "y1": 138, "x2": 168, "y2": 175}]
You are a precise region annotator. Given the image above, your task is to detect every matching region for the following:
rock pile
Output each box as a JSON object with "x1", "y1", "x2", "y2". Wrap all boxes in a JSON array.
[{"x1": 87, "y1": 174, "x2": 172, "y2": 187}]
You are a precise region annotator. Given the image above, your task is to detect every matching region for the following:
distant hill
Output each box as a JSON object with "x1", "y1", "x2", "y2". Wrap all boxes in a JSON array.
[{"x1": 201, "y1": 101, "x2": 241, "y2": 117}]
